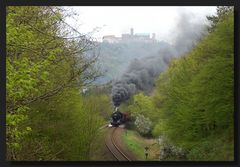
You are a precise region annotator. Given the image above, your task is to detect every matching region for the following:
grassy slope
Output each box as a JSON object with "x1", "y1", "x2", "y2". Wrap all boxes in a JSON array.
[{"x1": 122, "y1": 130, "x2": 160, "y2": 160}]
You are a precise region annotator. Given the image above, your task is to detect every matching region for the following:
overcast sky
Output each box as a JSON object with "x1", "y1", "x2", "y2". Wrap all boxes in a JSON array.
[{"x1": 65, "y1": 6, "x2": 217, "y2": 43}]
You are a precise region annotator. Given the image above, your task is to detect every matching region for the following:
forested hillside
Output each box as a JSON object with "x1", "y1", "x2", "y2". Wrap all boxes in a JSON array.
[
  {"x1": 6, "y1": 6, "x2": 112, "y2": 160},
  {"x1": 88, "y1": 41, "x2": 177, "y2": 83},
  {"x1": 6, "y1": 6, "x2": 234, "y2": 161},
  {"x1": 126, "y1": 7, "x2": 234, "y2": 160}
]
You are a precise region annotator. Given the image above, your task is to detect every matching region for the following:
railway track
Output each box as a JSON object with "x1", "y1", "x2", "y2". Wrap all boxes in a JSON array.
[{"x1": 105, "y1": 127, "x2": 132, "y2": 161}]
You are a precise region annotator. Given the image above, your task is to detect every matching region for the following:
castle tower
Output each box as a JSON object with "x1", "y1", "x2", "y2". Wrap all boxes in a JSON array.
[
  {"x1": 152, "y1": 33, "x2": 156, "y2": 40},
  {"x1": 130, "y1": 28, "x2": 134, "y2": 36}
]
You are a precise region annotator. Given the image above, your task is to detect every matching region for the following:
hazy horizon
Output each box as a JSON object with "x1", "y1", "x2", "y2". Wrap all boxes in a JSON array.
[{"x1": 65, "y1": 6, "x2": 217, "y2": 44}]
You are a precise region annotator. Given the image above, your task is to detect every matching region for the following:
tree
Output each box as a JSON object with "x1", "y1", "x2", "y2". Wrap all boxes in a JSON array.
[
  {"x1": 128, "y1": 92, "x2": 159, "y2": 125},
  {"x1": 6, "y1": 6, "x2": 100, "y2": 160},
  {"x1": 152, "y1": 11, "x2": 233, "y2": 160},
  {"x1": 207, "y1": 6, "x2": 233, "y2": 32},
  {"x1": 134, "y1": 114, "x2": 152, "y2": 135}
]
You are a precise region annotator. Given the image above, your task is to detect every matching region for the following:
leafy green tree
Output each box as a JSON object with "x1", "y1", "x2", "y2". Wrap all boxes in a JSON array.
[
  {"x1": 152, "y1": 11, "x2": 233, "y2": 160},
  {"x1": 207, "y1": 6, "x2": 233, "y2": 32},
  {"x1": 128, "y1": 93, "x2": 159, "y2": 125},
  {"x1": 6, "y1": 6, "x2": 100, "y2": 160},
  {"x1": 17, "y1": 88, "x2": 106, "y2": 160}
]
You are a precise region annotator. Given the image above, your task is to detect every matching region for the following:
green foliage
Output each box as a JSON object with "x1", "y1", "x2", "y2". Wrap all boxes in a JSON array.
[
  {"x1": 7, "y1": 6, "x2": 100, "y2": 160},
  {"x1": 158, "y1": 136, "x2": 186, "y2": 161},
  {"x1": 86, "y1": 86, "x2": 113, "y2": 120},
  {"x1": 128, "y1": 93, "x2": 158, "y2": 124},
  {"x1": 187, "y1": 130, "x2": 233, "y2": 160},
  {"x1": 207, "y1": 6, "x2": 233, "y2": 32},
  {"x1": 6, "y1": 6, "x2": 234, "y2": 161},
  {"x1": 152, "y1": 12, "x2": 234, "y2": 160},
  {"x1": 122, "y1": 130, "x2": 145, "y2": 159},
  {"x1": 17, "y1": 88, "x2": 106, "y2": 160}
]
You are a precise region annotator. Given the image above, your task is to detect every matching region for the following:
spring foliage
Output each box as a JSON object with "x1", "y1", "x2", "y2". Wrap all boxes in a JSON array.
[
  {"x1": 6, "y1": 6, "x2": 102, "y2": 160},
  {"x1": 128, "y1": 8, "x2": 234, "y2": 160}
]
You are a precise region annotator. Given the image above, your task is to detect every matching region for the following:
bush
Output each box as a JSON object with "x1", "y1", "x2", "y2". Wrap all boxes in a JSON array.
[
  {"x1": 134, "y1": 114, "x2": 152, "y2": 136},
  {"x1": 158, "y1": 136, "x2": 186, "y2": 160}
]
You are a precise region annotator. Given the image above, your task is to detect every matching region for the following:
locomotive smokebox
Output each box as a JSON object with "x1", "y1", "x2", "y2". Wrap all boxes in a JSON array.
[{"x1": 110, "y1": 105, "x2": 130, "y2": 127}]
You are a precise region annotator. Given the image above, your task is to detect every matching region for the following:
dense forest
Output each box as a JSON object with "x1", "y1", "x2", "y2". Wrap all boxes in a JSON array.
[
  {"x1": 125, "y1": 7, "x2": 234, "y2": 160},
  {"x1": 6, "y1": 6, "x2": 112, "y2": 160},
  {"x1": 6, "y1": 6, "x2": 234, "y2": 161}
]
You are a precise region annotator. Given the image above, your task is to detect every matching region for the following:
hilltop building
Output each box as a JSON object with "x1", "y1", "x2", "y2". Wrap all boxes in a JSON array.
[
  {"x1": 102, "y1": 35, "x2": 120, "y2": 43},
  {"x1": 102, "y1": 28, "x2": 157, "y2": 43}
]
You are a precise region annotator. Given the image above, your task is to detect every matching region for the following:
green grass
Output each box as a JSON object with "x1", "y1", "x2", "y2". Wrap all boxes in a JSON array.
[
  {"x1": 122, "y1": 130, "x2": 160, "y2": 160},
  {"x1": 122, "y1": 130, "x2": 145, "y2": 160}
]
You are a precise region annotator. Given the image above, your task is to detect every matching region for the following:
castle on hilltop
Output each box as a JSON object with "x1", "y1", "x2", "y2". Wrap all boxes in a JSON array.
[{"x1": 102, "y1": 28, "x2": 157, "y2": 43}]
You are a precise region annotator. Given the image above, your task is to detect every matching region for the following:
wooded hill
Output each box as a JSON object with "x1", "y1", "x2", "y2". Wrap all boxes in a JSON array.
[
  {"x1": 6, "y1": 6, "x2": 234, "y2": 161},
  {"x1": 127, "y1": 7, "x2": 234, "y2": 160},
  {"x1": 6, "y1": 6, "x2": 112, "y2": 160}
]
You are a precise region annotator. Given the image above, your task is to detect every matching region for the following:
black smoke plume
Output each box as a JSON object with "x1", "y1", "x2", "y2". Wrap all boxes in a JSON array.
[{"x1": 112, "y1": 11, "x2": 208, "y2": 107}]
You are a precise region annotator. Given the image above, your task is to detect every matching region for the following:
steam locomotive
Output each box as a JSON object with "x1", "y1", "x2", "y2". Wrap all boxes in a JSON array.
[{"x1": 110, "y1": 107, "x2": 129, "y2": 126}]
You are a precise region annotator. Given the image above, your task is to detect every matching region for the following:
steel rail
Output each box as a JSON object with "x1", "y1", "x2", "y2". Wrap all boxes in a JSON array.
[{"x1": 105, "y1": 127, "x2": 131, "y2": 161}]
